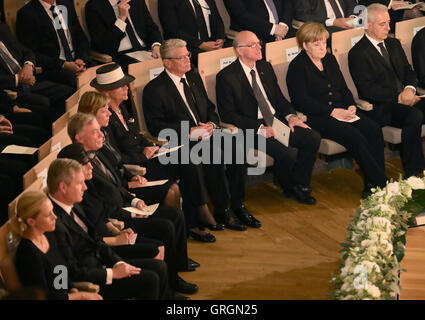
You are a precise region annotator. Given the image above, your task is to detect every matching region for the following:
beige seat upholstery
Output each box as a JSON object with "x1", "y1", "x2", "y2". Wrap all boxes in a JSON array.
[
  {"x1": 395, "y1": 17, "x2": 425, "y2": 65},
  {"x1": 3, "y1": 0, "x2": 30, "y2": 36},
  {"x1": 215, "y1": 0, "x2": 238, "y2": 39},
  {"x1": 145, "y1": 0, "x2": 163, "y2": 34},
  {"x1": 38, "y1": 127, "x2": 72, "y2": 161},
  {"x1": 23, "y1": 150, "x2": 59, "y2": 189},
  {"x1": 52, "y1": 104, "x2": 78, "y2": 136}
]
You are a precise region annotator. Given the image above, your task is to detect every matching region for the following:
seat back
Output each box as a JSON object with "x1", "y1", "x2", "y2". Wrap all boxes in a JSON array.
[
  {"x1": 66, "y1": 82, "x2": 97, "y2": 111},
  {"x1": 215, "y1": 0, "x2": 231, "y2": 34},
  {"x1": 23, "y1": 150, "x2": 59, "y2": 189},
  {"x1": 74, "y1": 0, "x2": 91, "y2": 41},
  {"x1": 198, "y1": 47, "x2": 237, "y2": 105},
  {"x1": 332, "y1": 28, "x2": 365, "y2": 99},
  {"x1": 128, "y1": 59, "x2": 165, "y2": 131},
  {"x1": 395, "y1": 17, "x2": 425, "y2": 65},
  {"x1": 77, "y1": 64, "x2": 105, "y2": 89},
  {"x1": 3, "y1": 0, "x2": 30, "y2": 36},
  {"x1": 8, "y1": 178, "x2": 44, "y2": 220},
  {"x1": 38, "y1": 127, "x2": 72, "y2": 162},
  {"x1": 52, "y1": 104, "x2": 78, "y2": 136},
  {"x1": 265, "y1": 37, "x2": 300, "y2": 101},
  {"x1": 145, "y1": 0, "x2": 163, "y2": 34}
]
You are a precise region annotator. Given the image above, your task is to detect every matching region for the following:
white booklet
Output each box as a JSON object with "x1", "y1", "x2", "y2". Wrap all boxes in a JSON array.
[
  {"x1": 391, "y1": 1, "x2": 425, "y2": 10},
  {"x1": 1, "y1": 144, "x2": 37, "y2": 155},
  {"x1": 272, "y1": 118, "x2": 290, "y2": 147},
  {"x1": 334, "y1": 115, "x2": 360, "y2": 123},
  {"x1": 125, "y1": 50, "x2": 155, "y2": 62},
  {"x1": 140, "y1": 179, "x2": 168, "y2": 188},
  {"x1": 123, "y1": 203, "x2": 160, "y2": 217},
  {"x1": 151, "y1": 145, "x2": 183, "y2": 158},
  {"x1": 128, "y1": 233, "x2": 138, "y2": 245}
]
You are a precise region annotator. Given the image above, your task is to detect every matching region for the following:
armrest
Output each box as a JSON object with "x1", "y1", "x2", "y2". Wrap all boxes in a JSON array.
[
  {"x1": 355, "y1": 98, "x2": 373, "y2": 111},
  {"x1": 123, "y1": 164, "x2": 146, "y2": 176},
  {"x1": 417, "y1": 87, "x2": 425, "y2": 96},
  {"x1": 296, "y1": 111, "x2": 307, "y2": 122},
  {"x1": 225, "y1": 29, "x2": 238, "y2": 40},
  {"x1": 73, "y1": 282, "x2": 100, "y2": 293},
  {"x1": 108, "y1": 218, "x2": 124, "y2": 231},
  {"x1": 219, "y1": 121, "x2": 239, "y2": 134},
  {"x1": 3, "y1": 90, "x2": 17, "y2": 100},
  {"x1": 292, "y1": 19, "x2": 304, "y2": 30},
  {"x1": 89, "y1": 50, "x2": 113, "y2": 63},
  {"x1": 140, "y1": 130, "x2": 168, "y2": 146}
]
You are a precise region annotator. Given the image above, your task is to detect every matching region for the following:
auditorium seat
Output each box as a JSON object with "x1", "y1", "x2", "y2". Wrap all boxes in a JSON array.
[
  {"x1": 52, "y1": 104, "x2": 78, "y2": 136},
  {"x1": 145, "y1": 0, "x2": 163, "y2": 34},
  {"x1": 38, "y1": 127, "x2": 71, "y2": 162},
  {"x1": 23, "y1": 150, "x2": 58, "y2": 189},
  {"x1": 215, "y1": 0, "x2": 238, "y2": 39},
  {"x1": 395, "y1": 16, "x2": 425, "y2": 65}
]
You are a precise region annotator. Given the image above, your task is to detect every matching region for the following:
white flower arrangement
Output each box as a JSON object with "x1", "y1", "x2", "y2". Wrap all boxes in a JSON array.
[{"x1": 331, "y1": 174, "x2": 425, "y2": 300}]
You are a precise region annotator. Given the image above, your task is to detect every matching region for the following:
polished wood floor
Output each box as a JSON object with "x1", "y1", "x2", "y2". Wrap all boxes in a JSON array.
[{"x1": 183, "y1": 157, "x2": 408, "y2": 299}]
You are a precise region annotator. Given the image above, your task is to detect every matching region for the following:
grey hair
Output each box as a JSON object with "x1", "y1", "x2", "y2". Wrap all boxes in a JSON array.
[
  {"x1": 67, "y1": 112, "x2": 96, "y2": 143},
  {"x1": 160, "y1": 39, "x2": 187, "y2": 59},
  {"x1": 367, "y1": 3, "x2": 389, "y2": 23}
]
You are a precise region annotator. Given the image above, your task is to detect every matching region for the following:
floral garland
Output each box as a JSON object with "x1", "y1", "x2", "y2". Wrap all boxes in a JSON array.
[{"x1": 331, "y1": 176, "x2": 425, "y2": 300}]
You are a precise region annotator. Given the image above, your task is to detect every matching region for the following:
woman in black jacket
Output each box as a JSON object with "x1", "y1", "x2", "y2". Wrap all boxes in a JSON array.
[{"x1": 286, "y1": 22, "x2": 387, "y2": 197}]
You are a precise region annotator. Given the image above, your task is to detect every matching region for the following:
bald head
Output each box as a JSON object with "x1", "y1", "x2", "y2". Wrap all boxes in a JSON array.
[{"x1": 234, "y1": 31, "x2": 262, "y2": 67}]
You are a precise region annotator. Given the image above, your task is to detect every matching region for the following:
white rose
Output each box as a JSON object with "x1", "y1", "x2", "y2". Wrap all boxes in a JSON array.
[
  {"x1": 406, "y1": 176, "x2": 425, "y2": 189},
  {"x1": 386, "y1": 182, "x2": 400, "y2": 195},
  {"x1": 366, "y1": 283, "x2": 381, "y2": 298},
  {"x1": 361, "y1": 261, "x2": 381, "y2": 273}
]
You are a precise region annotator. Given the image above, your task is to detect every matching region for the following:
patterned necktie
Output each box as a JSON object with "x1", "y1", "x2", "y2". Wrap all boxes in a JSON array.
[
  {"x1": 192, "y1": 0, "x2": 209, "y2": 41},
  {"x1": 264, "y1": 0, "x2": 279, "y2": 23},
  {"x1": 378, "y1": 42, "x2": 404, "y2": 93},
  {"x1": 92, "y1": 156, "x2": 118, "y2": 185},
  {"x1": 50, "y1": 5, "x2": 73, "y2": 61},
  {"x1": 0, "y1": 45, "x2": 21, "y2": 74},
  {"x1": 328, "y1": 0, "x2": 343, "y2": 19},
  {"x1": 180, "y1": 78, "x2": 200, "y2": 125},
  {"x1": 250, "y1": 69, "x2": 274, "y2": 126}
]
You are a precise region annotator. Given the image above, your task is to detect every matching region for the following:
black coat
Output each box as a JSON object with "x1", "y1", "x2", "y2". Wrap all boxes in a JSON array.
[
  {"x1": 348, "y1": 35, "x2": 418, "y2": 105},
  {"x1": 158, "y1": 0, "x2": 225, "y2": 49},
  {"x1": 16, "y1": 0, "x2": 90, "y2": 70},
  {"x1": 224, "y1": 0, "x2": 293, "y2": 42},
  {"x1": 287, "y1": 50, "x2": 355, "y2": 115},
  {"x1": 85, "y1": 0, "x2": 162, "y2": 57},
  {"x1": 216, "y1": 59, "x2": 295, "y2": 131},
  {"x1": 412, "y1": 27, "x2": 425, "y2": 88},
  {"x1": 143, "y1": 69, "x2": 220, "y2": 138},
  {"x1": 294, "y1": 0, "x2": 357, "y2": 23}
]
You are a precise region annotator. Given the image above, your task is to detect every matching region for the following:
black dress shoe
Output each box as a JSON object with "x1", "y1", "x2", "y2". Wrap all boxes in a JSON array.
[
  {"x1": 283, "y1": 185, "x2": 316, "y2": 205},
  {"x1": 201, "y1": 222, "x2": 225, "y2": 231},
  {"x1": 176, "y1": 276, "x2": 198, "y2": 294},
  {"x1": 188, "y1": 258, "x2": 200, "y2": 268},
  {"x1": 188, "y1": 230, "x2": 216, "y2": 242},
  {"x1": 233, "y1": 206, "x2": 261, "y2": 228},
  {"x1": 171, "y1": 292, "x2": 191, "y2": 300},
  {"x1": 216, "y1": 209, "x2": 247, "y2": 231}
]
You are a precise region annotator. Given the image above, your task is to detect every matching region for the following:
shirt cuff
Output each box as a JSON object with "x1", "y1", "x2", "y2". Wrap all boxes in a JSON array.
[
  {"x1": 285, "y1": 114, "x2": 297, "y2": 122},
  {"x1": 208, "y1": 121, "x2": 217, "y2": 129},
  {"x1": 270, "y1": 24, "x2": 276, "y2": 36},
  {"x1": 106, "y1": 261, "x2": 126, "y2": 284},
  {"x1": 131, "y1": 198, "x2": 142, "y2": 208},
  {"x1": 23, "y1": 61, "x2": 34, "y2": 69},
  {"x1": 326, "y1": 18, "x2": 335, "y2": 27},
  {"x1": 151, "y1": 42, "x2": 161, "y2": 49},
  {"x1": 15, "y1": 74, "x2": 19, "y2": 87},
  {"x1": 405, "y1": 85, "x2": 416, "y2": 94},
  {"x1": 115, "y1": 19, "x2": 127, "y2": 33}
]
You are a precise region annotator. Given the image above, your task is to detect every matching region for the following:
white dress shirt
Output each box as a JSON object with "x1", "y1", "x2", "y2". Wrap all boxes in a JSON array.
[
  {"x1": 263, "y1": 0, "x2": 288, "y2": 36},
  {"x1": 39, "y1": 0, "x2": 75, "y2": 61},
  {"x1": 189, "y1": 0, "x2": 212, "y2": 39},
  {"x1": 365, "y1": 33, "x2": 416, "y2": 94},
  {"x1": 324, "y1": 0, "x2": 347, "y2": 27},
  {"x1": 0, "y1": 41, "x2": 34, "y2": 86},
  {"x1": 49, "y1": 195, "x2": 123, "y2": 285}
]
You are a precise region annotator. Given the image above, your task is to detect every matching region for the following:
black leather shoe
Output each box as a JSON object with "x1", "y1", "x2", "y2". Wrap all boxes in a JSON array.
[
  {"x1": 188, "y1": 230, "x2": 216, "y2": 242},
  {"x1": 188, "y1": 258, "x2": 200, "y2": 268},
  {"x1": 283, "y1": 185, "x2": 316, "y2": 205},
  {"x1": 201, "y1": 222, "x2": 225, "y2": 231},
  {"x1": 171, "y1": 292, "x2": 191, "y2": 300},
  {"x1": 233, "y1": 206, "x2": 261, "y2": 228},
  {"x1": 300, "y1": 185, "x2": 312, "y2": 194},
  {"x1": 176, "y1": 276, "x2": 198, "y2": 294},
  {"x1": 216, "y1": 209, "x2": 247, "y2": 231}
]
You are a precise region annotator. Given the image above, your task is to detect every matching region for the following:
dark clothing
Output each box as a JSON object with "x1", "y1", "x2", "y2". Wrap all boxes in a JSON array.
[
  {"x1": 412, "y1": 27, "x2": 425, "y2": 89},
  {"x1": 287, "y1": 50, "x2": 387, "y2": 187},
  {"x1": 294, "y1": 0, "x2": 357, "y2": 23}
]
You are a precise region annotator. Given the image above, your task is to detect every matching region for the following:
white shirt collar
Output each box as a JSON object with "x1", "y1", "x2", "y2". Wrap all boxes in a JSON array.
[
  {"x1": 365, "y1": 33, "x2": 386, "y2": 50},
  {"x1": 108, "y1": 0, "x2": 119, "y2": 7},
  {"x1": 165, "y1": 69, "x2": 186, "y2": 87},
  {"x1": 49, "y1": 194, "x2": 73, "y2": 216},
  {"x1": 39, "y1": 0, "x2": 56, "y2": 10},
  {"x1": 239, "y1": 58, "x2": 258, "y2": 78}
]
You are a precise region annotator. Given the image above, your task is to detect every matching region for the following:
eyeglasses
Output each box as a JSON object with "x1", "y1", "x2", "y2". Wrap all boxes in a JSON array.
[
  {"x1": 237, "y1": 41, "x2": 263, "y2": 49},
  {"x1": 165, "y1": 52, "x2": 192, "y2": 61}
]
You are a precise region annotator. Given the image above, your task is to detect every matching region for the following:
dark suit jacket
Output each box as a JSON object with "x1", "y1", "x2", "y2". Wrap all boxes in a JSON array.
[
  {"x1": 85, "y1": 0, "x2": 162, "y2": 57},
  {"x1": 143, "y1": 69, "x2": 220, "y2": 138},
  {"x1": 52, "y1": 201, "x2": 121, "y2": 285},
  {"x1": 224, "y1": 0, "x2": 293, "y2": 42},
  {"x1": 287, "y1": 50, "x2": 355, "y2": 116},
  {"x1": 216, "y1": 59, "x2": 296, "y2": 131},
  {"x1": 348, "y1": 35, "x2": 418, "y2": 105},
  {"x1": 16, "y1": 0, "x2": 90, "y2": 70},
  {"x1": 0, "y1": 23, "x2": 35, "y2": 89},
  {"x1": 294, "y1": 0, "x2": 357, "y2": 23},
  {"x1": 412, "y1": 27, "x2": 425, "y2": 88},
  {"x1": 158, "y1": 0, "x2": 225, "y2": 50}
]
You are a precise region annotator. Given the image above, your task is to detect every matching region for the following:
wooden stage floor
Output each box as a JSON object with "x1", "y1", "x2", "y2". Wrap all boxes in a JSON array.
[{"x1": 183, "y1": 157, "x2": 415, "y2": 300}]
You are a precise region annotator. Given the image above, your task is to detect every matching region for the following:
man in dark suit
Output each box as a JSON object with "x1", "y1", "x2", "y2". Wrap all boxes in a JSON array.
[
  {"x1": 158, "y1": 0, "x2": 229, "y2": 65},
  {"x1": 47, "y1": 158, "x2": 171, "y2": 299},
  {"x1": 224, "y1": 0, "x2": 295, "y2": 43},
  {"x1": 349, "y1": 3, "x2": 425, "y2": 178},
  {"x1": 0, "y1": 23, "x2": 73, "y2": 124},
  {"x1": 143, "y1": 38, "x2": 261, "y2": 231},
  {"x1": 85, "y1": 0, "x2": 162, "y2": 71},
  {"x1": 412, "y1": 27, "x2": 425, "y2": 89},
  {"x1": 293, "y1": 0, "x2": 358, "y2": 33},
  {"x1": 16, "y1": 0, "x2": 93, "y2": 90},
  {"x1": 216, "y1": 30, "x2": 321, "y2": 204}
]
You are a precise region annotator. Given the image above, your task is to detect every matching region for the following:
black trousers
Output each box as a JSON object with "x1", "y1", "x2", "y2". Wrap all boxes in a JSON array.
[
  {"x1": 99, "y1": 258, "x2": 169, "y2": 300},
  {"x1": 254, "y1": 126, "x2": 321, "y2": 189},
  {"x1": 121, "y1": 206, "x2": 188, "y2": 289},
  {"x1": 370, "y1": 102, "x2": 425, "y2": 177},
  {"x1": 111, "y1": 237, "x2": 162, "y2": 259}
]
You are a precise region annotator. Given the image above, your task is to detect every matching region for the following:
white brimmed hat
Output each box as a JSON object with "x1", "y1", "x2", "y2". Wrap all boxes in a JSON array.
[{"x1": 90, "y1": 63, "x2": 135, "y2": 90}]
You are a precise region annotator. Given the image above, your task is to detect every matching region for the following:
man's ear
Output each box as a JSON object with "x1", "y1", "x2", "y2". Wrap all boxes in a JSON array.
[
  {"x1": 58, "y1": 181, "x2": 68, "y2": 195},
  {"x1": 75, "y1": 133, "x2": 83, "y2": 144}
]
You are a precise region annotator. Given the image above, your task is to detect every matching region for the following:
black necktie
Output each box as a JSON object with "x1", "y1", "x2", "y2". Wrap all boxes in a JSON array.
[
  {"x1": 50, "y1": 5, "x2": 73, "y2": 61},
  {"x1": 0, "y1": 45, "x2": 21, "y2": 74},
  {"x1": 328, "y1": 0, "x2": 343, "y2": 19},
  {"x1": 250, "y1": 69, "x2": 274, "y2": 126},
  {"x1": 180, "y1": 78, "x2": 200, "y2": 125},
  {"x1": 378, "y1": 42, "x2": 404, "y2": 93},
  {"x1": 125, "y1": 19, "x2": 144, "y2": 51},
  {"x1": 192, "y1": 0, "x2": 209, "y2": 41}
]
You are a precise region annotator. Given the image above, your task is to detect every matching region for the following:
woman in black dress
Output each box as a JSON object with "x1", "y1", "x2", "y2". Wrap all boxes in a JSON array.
[{"x1": 287, "y1": 22, "x2": 388, "y2": 197}]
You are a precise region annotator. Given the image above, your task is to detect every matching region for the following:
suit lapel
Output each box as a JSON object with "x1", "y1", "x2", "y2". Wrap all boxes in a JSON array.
[
  {"x1": 234, "y1": 59, "x2": 257, "y2": 102},
  {"x1": 97, "y1": 151, "x2": 122, "y2": 185},
  {"x1": 32, "y1": 0, "x2": 60, "y2": 41},
  {"x1": 362, "y1": 36, "x2": 394, "y2": 73}
]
